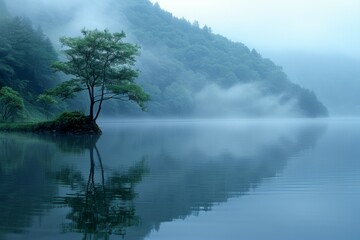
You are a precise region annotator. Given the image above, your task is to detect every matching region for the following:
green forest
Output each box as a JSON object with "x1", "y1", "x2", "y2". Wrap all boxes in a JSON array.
[
  {"x1": 0, "y1": 0, "x2": 328, "y2": 123},
  {"x1": 0, "y1": 14, "x2": 60, "y2": 121}
]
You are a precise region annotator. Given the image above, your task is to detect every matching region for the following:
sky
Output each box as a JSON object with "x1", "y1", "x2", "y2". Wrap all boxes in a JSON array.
[{"x1": 150, "y1": 0, "x2": 360, "y2": 59}]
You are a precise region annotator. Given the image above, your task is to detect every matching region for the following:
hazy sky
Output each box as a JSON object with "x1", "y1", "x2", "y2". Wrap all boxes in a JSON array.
[{"x1": 150, "y1": 0, "x2": 360, "y2": 58}]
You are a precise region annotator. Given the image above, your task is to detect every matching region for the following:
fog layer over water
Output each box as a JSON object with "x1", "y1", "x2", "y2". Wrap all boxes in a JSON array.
[{"x1": 195, "y1": 84, "x2": 299, "y2": 117}]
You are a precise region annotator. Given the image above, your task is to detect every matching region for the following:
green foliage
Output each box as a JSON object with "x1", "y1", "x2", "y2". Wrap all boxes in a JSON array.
[
  {"x1": 44, "y1": 79, "x2": 83, "y2": 100},
  {"x1": 50, "y1": 29, "x2": 150, "y2": 120},
  {"x1": 0, "y1": 17, "x2": 58, "y2": 94},
  {"x1": 37, "y1": 94, "x2": 58, "y2": 119},
  {"x1": 51, "y1": 111, "x2": 88, "y2": 127},
  {"x1": 37, "y1": 94, "x2": 58, "y2": 105},
  {"x1": 0, "y1": 13, "x2": 59, "y2": 120},
  {"x1": 0, "y1": 86, "x2": 25, "y2": 122}
]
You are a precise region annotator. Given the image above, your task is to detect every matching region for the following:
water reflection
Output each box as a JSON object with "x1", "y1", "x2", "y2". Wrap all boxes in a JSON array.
[
  {"x1": 0, "y1": 121, "x2": 327, "y2": 240},
  {"x1": 51, "y1": 138, "x2": 148, "y2": 239},
  {"x1": 0, "y1": 133, "x2": 149, "y2": 239},
  {"x1": 107, "y1": 121, "x2": 326, "y2": 240},
  {"x1": 0, "y1": 134, "x2": 56, "y2": 237},
  {"x1": 54, "y1": 152, "x2": 147, "y2": 239}
]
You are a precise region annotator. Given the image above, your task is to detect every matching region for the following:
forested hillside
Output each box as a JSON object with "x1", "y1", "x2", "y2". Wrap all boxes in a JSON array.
[
  {"x1": 0, "y1": 18, "x2": 58, "y2": 94},
  {"x1": 120, "y1": 0, "x2": 327, "y2": 117},
  {"x1": 0, "y1": 2, "x2": 60, "y2": 120},
  {"x1": 1, "y1": 0, "x2": 328, "y2": 118}
]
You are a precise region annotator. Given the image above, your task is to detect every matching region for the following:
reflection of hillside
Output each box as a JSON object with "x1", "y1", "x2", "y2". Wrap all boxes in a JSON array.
[
  {"x1": 96, "y1": 121, "x2": 326, "y2": 240},
  {"x1": 0, "y1": 134, "x2": 58, "y2": 237},
  {"x1": 0, "y1": 121, "x2": 326, "y2": 240}
]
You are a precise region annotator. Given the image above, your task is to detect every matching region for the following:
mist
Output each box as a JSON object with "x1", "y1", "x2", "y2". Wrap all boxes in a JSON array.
[
  {"x1": 267, "y1": 51, "x2": 360, "y2": 116},
  {"x1": 195, "y1": 83, "x2": 299, "y2": 118}
]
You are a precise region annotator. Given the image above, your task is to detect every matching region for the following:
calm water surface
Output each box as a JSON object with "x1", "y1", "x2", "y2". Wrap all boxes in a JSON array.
[{"x1": 0, "y1": 119, "x2": 360, "y2": 240}]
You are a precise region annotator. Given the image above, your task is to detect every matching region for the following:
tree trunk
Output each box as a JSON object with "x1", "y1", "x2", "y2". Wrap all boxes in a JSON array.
[
  {"x1": 89, "y1": 100, "x2": 94, "y2": 120},
  {"x1": 94, "y1": 103, "x2": 102, "y2": 121},
  {"x1": 89, "y1": 85, "x2": 95, "y2": 120},
  {"x1": 94, "y1": 77, "x2": 106, "y2": 121}
]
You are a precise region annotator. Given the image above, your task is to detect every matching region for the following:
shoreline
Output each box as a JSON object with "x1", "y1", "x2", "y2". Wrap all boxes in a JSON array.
[{"x1": 0, "y1": 112, "x2": 102, "y2": 135}]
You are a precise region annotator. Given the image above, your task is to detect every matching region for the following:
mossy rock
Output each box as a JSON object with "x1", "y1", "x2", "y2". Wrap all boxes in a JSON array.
[{"x1": 36, "y1": 112, "x2": 102, "y2": 134}]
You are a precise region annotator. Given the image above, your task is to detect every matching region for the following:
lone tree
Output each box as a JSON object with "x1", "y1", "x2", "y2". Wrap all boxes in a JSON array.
[{"x1": 47, "y1": 29, "x2": 149, "y2": 122}]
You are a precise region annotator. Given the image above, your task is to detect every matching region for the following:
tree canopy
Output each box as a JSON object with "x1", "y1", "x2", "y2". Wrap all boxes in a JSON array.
[{"x1": 48, "y1": 29, "x2": 150, "y2": 121}]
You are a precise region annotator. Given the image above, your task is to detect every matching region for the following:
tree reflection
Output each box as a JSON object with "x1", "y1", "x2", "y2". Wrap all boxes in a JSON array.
[{"x1": 52, "y1": 137, "x2": 148, "y2": 239}]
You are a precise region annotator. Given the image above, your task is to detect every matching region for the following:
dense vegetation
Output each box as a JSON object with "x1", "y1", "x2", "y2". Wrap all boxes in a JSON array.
[
  {"x1": 0, "y1": 0, "x2": 328, "y2": 120},
  {"x1": 0, "y1": 7, "x2": 60, "y2": 121}
]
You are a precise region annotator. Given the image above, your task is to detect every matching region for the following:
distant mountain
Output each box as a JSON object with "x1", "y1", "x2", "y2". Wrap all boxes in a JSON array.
[{"x1": 2, "y1": 0, "x2": 328, "y2": 118}]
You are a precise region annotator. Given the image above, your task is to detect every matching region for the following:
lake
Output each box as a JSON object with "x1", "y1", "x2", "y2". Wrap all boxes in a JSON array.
[{"x1": 1, "y1": 119, "x2": 360, "y2": 240}]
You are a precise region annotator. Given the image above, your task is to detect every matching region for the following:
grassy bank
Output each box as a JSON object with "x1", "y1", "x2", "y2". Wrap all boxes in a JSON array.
[
  {"x1": 0, "y1": 122, "x2": 39, "y2": 132},
  {"x1": 0, "y1": 112, "x2": 101, "y2": 135}
]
